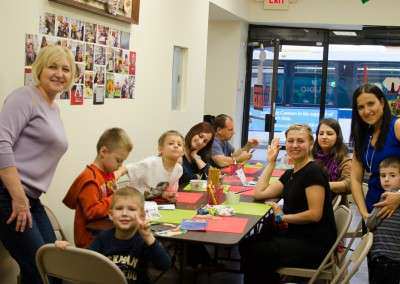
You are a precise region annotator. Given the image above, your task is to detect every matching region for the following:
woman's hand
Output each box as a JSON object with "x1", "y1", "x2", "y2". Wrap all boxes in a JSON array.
[
  {"x1": 55, "y1": 240, "x2": 71, "y2": 250},
  {"x1": 162, "y1": 191, "x2": 177, "y2": 203},
  {"x1": 7, "y1": 196, "x2": 32, "y2": 232},
  {"x1": 266, "y1": 138, "x2": 280, "y2": 163},
  {"x1": 266, "y1": 201, "x2": 282, "y2": 215},
  {"x1": 136, "y1": 214, "x2": 155, "y2": 246},
  {"x1": 190, "y1": 149, "x2": 201, "y2": 161},
  {"x1": 374, "y1": 191, "x2": 400, "y2": 219}
]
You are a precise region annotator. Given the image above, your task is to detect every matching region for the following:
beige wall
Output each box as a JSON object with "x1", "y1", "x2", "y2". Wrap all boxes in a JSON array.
[{"x1": 0, "y1": 0, "x2": 209, "y2": 242}]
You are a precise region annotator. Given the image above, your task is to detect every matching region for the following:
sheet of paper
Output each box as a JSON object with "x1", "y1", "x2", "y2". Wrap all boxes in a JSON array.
[
  {"x1": 176, "y1": 192, "x2": 203, "y2": 204},
  {"x1": 196, "y1": 216, "x2": 248, "y2": 234}
]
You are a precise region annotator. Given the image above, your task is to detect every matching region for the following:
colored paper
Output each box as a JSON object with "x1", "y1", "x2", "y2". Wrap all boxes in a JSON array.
[
  {"x1": 223, "y1": 175, "x2": 254, "y2": 183},
  {"x1": 201, "y1": 216, "x2": 248, "y2": 234},
  {"x1": 183, "y1": 183, "x2": 206, "y2": 192},
  {"x1": 176, "y1": 192, "x2": 203, "y2": 204},
  {"x1": 157, "y1": 209, "x2": 197, "y2": 224},
  {"x1": 272, "y1": 169, "x2": 285, "y2": 177},
  {"x1": 227, "y1": 202, "x2": 271, "y2": 216}
]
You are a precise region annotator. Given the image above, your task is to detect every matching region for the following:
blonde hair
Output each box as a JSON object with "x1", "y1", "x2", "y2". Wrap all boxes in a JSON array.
[
  {"x1": 32, "y1": 45, "x2": 76, "y2": 89},
  {"x1": 158, "y1": 130, "x2": 184, "y2": 148},
  {"x1": 110, "y1": 187, "x2": 144, "y2": 209},
  {"x1": 285, "y1": 124, "x2": 314, "y2": 143},
  {"x1": 96, "y1": 127, "x2": 133, "y2": 153}
]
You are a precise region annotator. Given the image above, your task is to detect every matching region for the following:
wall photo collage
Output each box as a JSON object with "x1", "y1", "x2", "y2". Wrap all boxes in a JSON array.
[{"x1": 24, "y1": 12, "x2": 136, "y2": 105}]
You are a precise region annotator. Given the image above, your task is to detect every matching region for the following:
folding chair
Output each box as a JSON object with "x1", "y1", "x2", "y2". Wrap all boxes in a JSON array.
[
  {"x1": 332, "y1": 195, "x2": 342, "y2": 211},
  {"x1": 44, "y1": 205, "x2": 68, "y2": 241},
  {"x1": 276, "y1": 205, "x2": 352, "y2": 284},
  {"x1": 331, "y1": 232, "x2": 373, "y2": 284},
  {"x1": 36, "y1": 244, "x2": 127, "y2": 284}
]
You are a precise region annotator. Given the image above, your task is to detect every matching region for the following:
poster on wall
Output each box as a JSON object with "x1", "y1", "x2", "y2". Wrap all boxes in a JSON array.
[
  {"x1": 24, "y1": 12, "x2": 136, "y2": 106},
  {"x1": 253, "y1": 84, "x2": 264, "y2": 110}
]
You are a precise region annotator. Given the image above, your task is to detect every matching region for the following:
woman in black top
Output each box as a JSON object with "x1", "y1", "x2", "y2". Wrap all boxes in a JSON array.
[
  {"x1": 179, "y1": 122, "x2": 214, "y2": 186},
  {"x1": 241, "y1": 124, "x2": 337, "y2": 284}
]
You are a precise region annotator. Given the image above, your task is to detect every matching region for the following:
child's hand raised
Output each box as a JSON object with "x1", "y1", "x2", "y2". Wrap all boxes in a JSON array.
[{"x1": 136, "y1": 214, "x2": 155, "y2": 246}]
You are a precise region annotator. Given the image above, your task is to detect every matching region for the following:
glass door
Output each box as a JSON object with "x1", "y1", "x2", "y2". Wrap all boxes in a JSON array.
[{"x1": 246, "y1": 44, "x2": 324, "y2": 152}]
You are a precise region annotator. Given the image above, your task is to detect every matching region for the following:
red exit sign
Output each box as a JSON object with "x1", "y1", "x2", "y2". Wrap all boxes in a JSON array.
[{"x1": 264, "y1": 0, "x2": 289, "y2": 10}]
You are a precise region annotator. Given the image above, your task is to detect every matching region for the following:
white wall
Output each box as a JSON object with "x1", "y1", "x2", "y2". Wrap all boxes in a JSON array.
[
  {"x1": 204, "y1": 21, "x2": 248, "y2": 147},
  {"x1": 0, "y1": 0, "x2": 209, "y2": 242},
  {"x1": 248, "y1": 0, "x2": 400, "y2": 26}
]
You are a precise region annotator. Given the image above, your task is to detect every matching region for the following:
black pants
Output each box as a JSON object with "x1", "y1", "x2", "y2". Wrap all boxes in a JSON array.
[
  {"x1": 239, "y1": 225, "x2": 330, "y2": 284},
  {"x1": 369, "y1": 256, "x2": 400, "y2": 284}
]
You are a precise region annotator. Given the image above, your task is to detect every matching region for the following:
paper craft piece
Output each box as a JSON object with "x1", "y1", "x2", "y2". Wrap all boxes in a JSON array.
[
  {"x1": 157, "y1": 209, "x2": 197, "y2": 224},
  {"x1": 272, "y1": 169, "x2": 285, "y2": 177},
  {"x1": 235, "y1": 168, "x2": 247, "y2": 185},
  {"x1": 176, "y1": 192, "x2": 204, "y2": 204},
  {"x1": 196, "y1": 216, "x2": 248, "y2": 234},
  {"x1": 144, "y1": 201, "x2": 160, "y2": 221},
  {"x1": 229, "y1": 185, "x2": 255, "y2": 196},
  {"x1": 243, "y1": 167, "x2": 260, "y2": 175},
  {"x1": 157, "y1": 204, "x2": 175, "y2": 210},
  {"x1": 180, "y1": 219, "x2": 207, "y2": 231},
  {"x1": 223, "y1": 175, "x2": 254, "y2": 184},
  {"x1": 227, "y1": 202, "x2": 271, "y2": 216}
]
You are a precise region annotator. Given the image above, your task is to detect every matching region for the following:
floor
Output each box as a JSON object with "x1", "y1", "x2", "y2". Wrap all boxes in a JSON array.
[{"x1": 151, "y1": 203, "x2": 369, "y2": 284}]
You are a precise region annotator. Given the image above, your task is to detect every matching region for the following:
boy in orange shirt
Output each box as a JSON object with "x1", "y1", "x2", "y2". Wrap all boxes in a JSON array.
[{"x1": 63, "y1": 127, "x2": 133, "y2": 247}]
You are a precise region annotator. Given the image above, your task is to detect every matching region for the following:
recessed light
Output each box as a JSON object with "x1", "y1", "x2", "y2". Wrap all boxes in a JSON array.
[{"x1": 332, "y1": 31, "x2": 357, "y2": 36}]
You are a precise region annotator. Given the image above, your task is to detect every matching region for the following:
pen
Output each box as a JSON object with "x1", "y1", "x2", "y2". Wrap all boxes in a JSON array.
[{"x1": 234, "y1": 188, "x2": 254, "y2": 194}]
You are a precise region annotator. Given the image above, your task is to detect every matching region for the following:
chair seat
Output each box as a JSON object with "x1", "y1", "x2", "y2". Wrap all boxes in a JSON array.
[{"x1": 276, "y1": 267, "x2": 333, "y2": 280}]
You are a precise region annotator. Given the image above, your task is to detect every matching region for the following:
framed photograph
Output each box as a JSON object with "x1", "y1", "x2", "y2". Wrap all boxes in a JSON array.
[{"x1": 48, "y1": 0, "x2": 140, "y2": 24}]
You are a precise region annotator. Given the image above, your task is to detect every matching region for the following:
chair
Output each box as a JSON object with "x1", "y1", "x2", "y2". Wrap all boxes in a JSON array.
[
  {"x1": 276, "y1": 205, "x2": 352, "y2": 284},
  {"x1": 44, "y1": 205, "x2": 68, "y2": 241},
  {"x1": 331, "y1": 232, "x2": 373, "y2": 284},
  {"x1": 36, "y1": 244, "x2": 127, "y2": 284},
  {"x1": 332, "y1": 195, "x2": 342, "y2": 211}
]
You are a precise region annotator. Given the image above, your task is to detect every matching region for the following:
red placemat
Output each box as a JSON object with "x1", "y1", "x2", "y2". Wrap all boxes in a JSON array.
[
  {"x1": 223, "y1": 176, "x2": 254, "y2": 183},
  {"x1": 228, "y1": 185, "x2": 255, "y2": 196},
  {"x1": 272, "y1": 169, "x2": 285, "y2": 177},
  {"x1": 176, "y1": 192, "x2": 203, "y2": 204},
  {"x1": 201, "y1": 216, "x2": 248, "y2": 234}
]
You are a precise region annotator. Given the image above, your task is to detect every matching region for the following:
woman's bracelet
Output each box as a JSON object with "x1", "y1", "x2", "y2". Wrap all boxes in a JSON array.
[{"x1": 275, "y1": 211, "x2": 284, "y2": 224}]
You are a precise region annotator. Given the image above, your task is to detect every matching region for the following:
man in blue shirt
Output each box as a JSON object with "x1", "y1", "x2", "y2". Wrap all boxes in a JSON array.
[{"x1": 211, "y1": 114, "x2": 258, "y2": 168}]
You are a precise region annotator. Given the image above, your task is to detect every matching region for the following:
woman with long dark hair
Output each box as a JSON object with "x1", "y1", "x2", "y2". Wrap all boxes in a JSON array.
[
  {"x1": 179, "y1": 122, "x2": 215, "y2": 186},
  {"x1": 312, "y1": 118, "x2": 351, "y2": 204}
]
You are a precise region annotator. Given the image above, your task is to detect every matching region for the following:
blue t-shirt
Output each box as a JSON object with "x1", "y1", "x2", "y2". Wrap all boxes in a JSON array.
[
  {"x1": 211, "y1": 137, "x2": 234, "y2": 157},
  {"x1": 362, "y1": 117, "x2": 400, "y2": 212}
]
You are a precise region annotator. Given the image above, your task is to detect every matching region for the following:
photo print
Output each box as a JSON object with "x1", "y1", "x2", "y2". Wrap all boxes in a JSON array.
[
  {"x1": 84, "y1": 22, "x2": 96, "y2": 43},
  {"x1": 105, "y1": 73, "x2": 115, "y2": 98},
  {"x1": 56, "y1": 15, "x2": 70, "y2": 38},
  {"x1": 94, "y1": 65, "x2": 105, "y2": 85},
  {"x1": 39, "y1": 35, "x2": 56, "y2": 49},
  {"x1": 106, "y1": 47, "x2": 114, "y2": 72},
  {"x1": 25, "y1": 34, "x2": 38, "y2": 66},
  {"x1": 70, "y1": 40, "x2": 84, "y2": 63},
  {"x1": 112, "y1": 73, "x2": 125, "y2": 98},
  {"x1": 39, "y1": 13, "x2": 55, "y2": 36},
  {"x1": 75, "y1": 63, "x2": 85, "y2": 84},
  {"x1": 70, "y1": 84, "x2": 84, "y2": 105},
  {"x1": 120, "y1": 31, "x2": 130, "y2": 50},
  {"x1": 85, "y1": 43, "x2": 94, "y2": 71},
  {"x1": 24, "y1": 68, "x2": 34, "y2": 86},
  {"x1": 121, "y1": 49, "x2": 130, "y2": 74},
  {"x1": 70, "y1": 18, "x2": 84, "y2": 41},
  {"x1": 55, "y1": 38, "x2": 69, "y2": 48},
  {"x1": 93, "y1": 85, "x2": 105, "y2": 105},
  {"x1": 94, "y1": 45, "x2": 106, "y2": 65},
  {"x1": 128, "y1": 51, "x2": 136, "y2": 75},
  {"x1": 127, "y1": 75, "x2": 135, "y2": 99},
  {"x1": 96, "y1": 25, "x2": 109, "y2": 46},
  {"x1": 107, "y1": 28, "x2": 120, "y2": 48},
  {"x1": 113, "y1": 48, "x2": 123, "y2": 73},
  {"x1": 84, "y1": 71, "x2": 94, "y2": 99},
  {"x1": 60, "y1": 89, "x2": 70, "y2": 100}
]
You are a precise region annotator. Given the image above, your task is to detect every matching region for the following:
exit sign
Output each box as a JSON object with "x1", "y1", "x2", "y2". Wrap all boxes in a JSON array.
[{"x1": 264, "y1": 0, "x2": 289, "y2": 10}]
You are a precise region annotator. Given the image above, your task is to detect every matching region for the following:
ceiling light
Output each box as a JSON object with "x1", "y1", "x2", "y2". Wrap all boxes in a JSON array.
[{"x1": 332, "y1": 31, "x2": 357, "y2": 36}]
